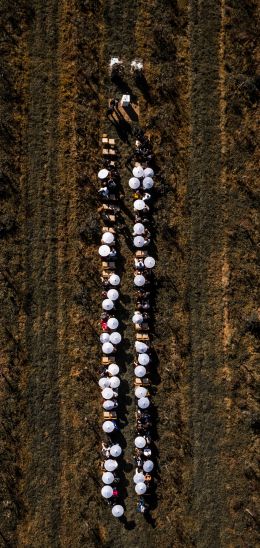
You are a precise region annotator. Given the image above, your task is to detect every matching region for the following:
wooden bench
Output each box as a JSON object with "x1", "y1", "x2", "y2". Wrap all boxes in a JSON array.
[
  {"x1": 103, "y1": 411, "x2": 117, "y2": 420},
  {"x1": 102, "y1": 261, "x2": 116, "y2": 270},
  {"x1": 135, "y1": 322, "x2": 149, "y2": 332},
  {"x1": 102, "y1": 203, "x2": 120, "y2": 212},
  {"x1": 101, "y1": 355, "x2": 115, "y2": 365},
  {"x1": 135, "y1": 250, "x2": 148, "y2": 258},
  {"x1": 134, "y1": 377, "x2": 151, "y2": 386},
  {"x1": 136, "y1": 333, "x2": 150, "y2": 341},
  {"x1": 102, "y1": 148, "x2": 116, "y2": 157},
  {"x1": 102, "y1": 137, "x2": 116, "y2": 146},
  {"x1": 102, "y1": 226, "x2": 116, "y2": 234}
]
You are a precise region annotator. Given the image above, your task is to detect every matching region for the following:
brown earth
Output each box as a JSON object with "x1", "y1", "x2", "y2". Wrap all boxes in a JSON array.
[{"x1": 0, "y1": 0, "x2": 259, "y2": 547}]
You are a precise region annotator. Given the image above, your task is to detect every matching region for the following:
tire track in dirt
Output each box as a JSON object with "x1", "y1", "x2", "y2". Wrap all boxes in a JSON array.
[
  {"x1": 19, "y1": 1, "x2": 61, "y2": 545},
  {"x1": 188, "y1": 0, "x2": 228, "y2": 545}
]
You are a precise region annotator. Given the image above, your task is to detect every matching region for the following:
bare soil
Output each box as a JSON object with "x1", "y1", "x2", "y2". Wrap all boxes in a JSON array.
[{"x1": 0, "y1": 0, "x2": 259, "y2": 547}]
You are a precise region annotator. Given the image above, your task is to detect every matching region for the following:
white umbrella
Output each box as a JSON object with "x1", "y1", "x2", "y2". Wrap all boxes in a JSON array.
[
  {"x1": 112, "y1": 505, "x2": 124, "y2": 517},
  {"x1": 102, "y1": 299, "x2": 114, "y2": 311},
  {"x1": 103, "y1": 400, "x2": 115, "y2": 410},
  {"x1": 102, "y1": 232, "x2": 115, "y2": 244},
  {"x1": 102, "y1": 342, "x2": 114, "y2": 355},
  {"x1": 138, "y1": 397, "x2": 150, "y2": 409},
  {"x1": 138, "y1": 353, "x2": 150, "y2": 365},
  {"x1": 99, "y1": 377, "x2": 110, "y2": 389},
  {"x1": 101, "y1": 485, "x2": 113, "y2": 498},
  {"x1": 99, "y1": 245, "x2": 110, "y2": 257},
  {"x1": 144, "y1": 256, "x2": 155, "y2": 269},
  {"x1": 134, "y1": 275, "x2": 145, "y2": 287},
  {"x1": 108, "y1": 363, "x2": 119, "y2": 375},
  {"x1": 129, "y1": 177, "x2": 140, "y2": 190},
  {"x1": 102, "y1": 421, "x2": 115, "y2": 433},
  {"x1": 133, "y1": 472, "x2": 145, "y2": 484},
  {"x1": 102, "y1": 472, "x2": 114, "y2": 484},
  {"x1": 102, "y1": 387, "x2": 113, "y2": 400},
  {"x1": 98, "y1": 168, "x2": 109, "y2": 180},
  {"x1": 134, "y1": 365, "x2": 146, "y2": 378},
  {"x1": 104, "y1": 459, "x2": 118, "y2": 472},
  {"x1": 133, "y1": 166, "x2": 144, "y2": 178},
  {"x1": 107, "y1": 317, "x2": 119, "y2": 330},
  {"x1": 143, "y1": 167, "x2": 154, "y2": 177},
  {"x1": 135, "y1": 386, "x2": 148, "y2": 398},
  {"x1": 109, "y1": 274, "x2": 120, "y2": 286},
  {"x1": 135, "y1": 341, "x2": 148, "y2": 353},
  {"x1": 133, "y1": 222, "x2": 145, "y2": 235},
  {"x1": 110, "y1": 376, "x2": 120, "y2": 389},
  {"x1": 143, "y1": 460, "x2": 154, "y2": 473},
  {"x1": 110, "y1": 444, "x2": 122, "y2": 457},
  {"x1": 143, "y1": 176, "x2": 154, "y2": 189},
  {"x1": 134, "y1": 236, "x2": 145, "y2": 248},
  {"x1": 132, "y1": 313, "x2": 143, "y2": 324},
  {"x1": 107, "y1": 289, "x2": 119, "y2": 301},
  {"x1": 135, "y1": 436, "x2": 146, "y2": 449},
  {"x1": 135, "y1": 482, "x2": 147, "y2": 495},
  {"x1": 109, "y1": 332, "x2": 121, "y2": 345},
  {"x1": 100, "y1": 332, "x2": 110, "y2": 343},
  {"x1": 134, "y1": 199, "x2": 145, "y2": 211}
]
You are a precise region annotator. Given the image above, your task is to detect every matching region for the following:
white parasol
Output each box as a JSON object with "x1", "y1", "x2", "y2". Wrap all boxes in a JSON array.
[
  {"x1": 135, "y1": 436, "x2": 146, "y2": 448},
  {"x1": 134, "y1": 236, "x2": 145, "y2": 248},
  {"x1": 134, "y1": 199, "x2": 145, "y2": 211},
  {"x1": 101, "y1": 485, "x2": 113, "y2": 498},
  {"x1": 102, "y1": 342, "x2": 114, "y2": 355},
  {"x1": 129, "y1": 177, "x2": 140, "y2": 190},
  {"x1": 143, "y1": 176, "x2": 154, "y2": 189},
  {"x1": 102, "y1": 299, "x2": 114, "y2": 311},
  {"x1": 143, "y1": 167, "x2": 154, "y2": 177},
  {"x1": 138, "y1": 353, "x2": 150, "y2": 365},
  {"x1": 134, "y1": 365, "x2": 146, "y2": 378},
  {"x1": 102, "y1": 387, "x2": 113, "y2": 400},
  {"x1": 132, "y1": 313, "x2": 143, "y2": 324},
  {"x1": 102, "y1": 421, "x2": 115, "y2": 433},
  {"x1": 109, "y1": 332, "x2": 121, "y2": 345},
  {"x1": 112, "y1": 505, "x2": 124, "y2": 517},
  {"x1": 110, "y1": 444, "x2": 122, "y2": 457},
  {"x1": 133, "y1": 223, "x2": 145, "y2": 236},
  {"x1": 103, "y1": 399, "x2": 115, "y2": 410},
  {"x1": 100, "y1": 332, "x2": 110, "y2": 343},
  {"x1": 135, "y1": 341, "x2": 148, "y2": 353},
  {"x1": 99, "y1": 377, "x2": 110, "y2": 389},
  {"x1": 107, "y1": 317, "x2": 119, "y2": 330},
  {"x1": 143, "y1": 460, "x2": 154, "y2": 473},
  {"x1": 109, "y1": 274, "x2": 120, "y2": 286},
  {"x1": 102, "y1": 232, "x2": 115, "y2": 244},
  {"x1": 99, "y1": 245, "x2": 110, "y2": 257},
  {"x1": 104, "y1": 459, "x2": 118, "y2": 472},
  {"x1": 134, "y1": 274, "x2": 145, "y2": 287},
  {"x1": 135, "y1": 482, "x2": 147, "y2": 495},
  {"x1": 107, "y1": 289, "x2": 119, "y2": 301},
  {"x1": 133, "y1": 472, "x2": 145, "y2": 484},
  {"x1": 109, "y1": 376, "x2": 120, "y2": 389},
  {"x1": 138, "y1": 397, "x2": 150, "y2": 409},
  {"x1": 144, "y1": 256, "x2": 155, "y2": 268},
  {"x1": 135, "y1": 386, "x2": 148, "y2": 398},
  {"x1": 133, "y1": 166, "x2": 144, "y2": 178},
  {"x1": 102, "y1": 472, "x2": 114, "y2": 484},
  {"x1": 98, "y1": 168, "x2": 109, "y2": 180},
  {"x1": 108, "y1": 363, "x2": 119, "y2": 375}
]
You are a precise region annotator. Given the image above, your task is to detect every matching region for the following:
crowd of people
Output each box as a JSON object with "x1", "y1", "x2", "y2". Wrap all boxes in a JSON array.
[
  {"x1": 129, "y1": 134, "x2": 156, "y2": 515},
  {"x1": 97, "y1": 128, "x2": 156, "y2": 518},
  {"x1": 98, "y1": 154, "x2": 125, "y2": 519}
]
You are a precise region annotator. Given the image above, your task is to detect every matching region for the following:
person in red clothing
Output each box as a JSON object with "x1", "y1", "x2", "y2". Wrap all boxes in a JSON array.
[
  {"x1": 101, "y1": 319, "x2": 108, "y2": 331},
  {"x1": 113, "y1": 488, "x2": 119, "y2": 497}
]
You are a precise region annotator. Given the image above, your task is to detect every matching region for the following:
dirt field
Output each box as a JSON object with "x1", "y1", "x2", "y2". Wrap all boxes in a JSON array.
[{"x1": 0, "y1": 0, "x2": 259, "y2": 547}]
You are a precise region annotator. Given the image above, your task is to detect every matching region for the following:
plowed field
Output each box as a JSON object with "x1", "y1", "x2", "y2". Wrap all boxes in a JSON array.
[{"x1": 0, "y1": 0, "x2": 259, "y2": 547}]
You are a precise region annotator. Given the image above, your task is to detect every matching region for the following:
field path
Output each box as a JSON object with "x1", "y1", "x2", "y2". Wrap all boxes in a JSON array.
[{"x1": 19, "y1": 1, "x2": 61, "y2": 544}]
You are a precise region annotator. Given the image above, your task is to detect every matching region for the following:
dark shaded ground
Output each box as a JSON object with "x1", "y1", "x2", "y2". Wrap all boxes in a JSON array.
[{"x1": 0, "y1": 0, "x2": 259, "y2": 547}]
